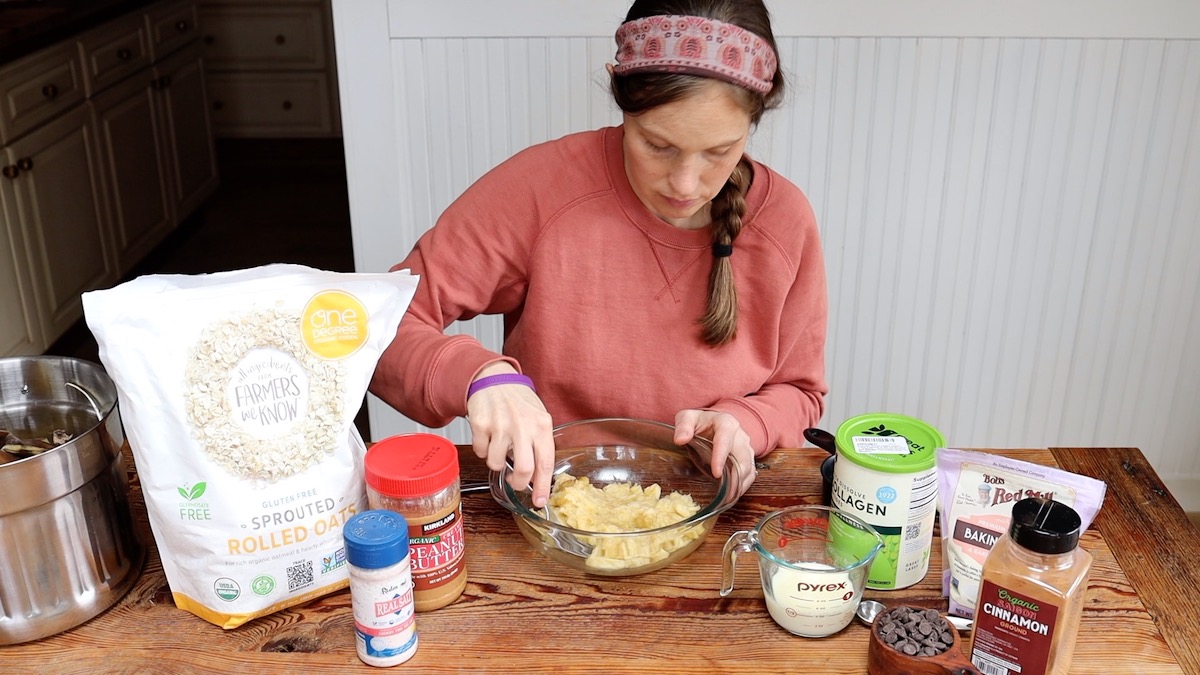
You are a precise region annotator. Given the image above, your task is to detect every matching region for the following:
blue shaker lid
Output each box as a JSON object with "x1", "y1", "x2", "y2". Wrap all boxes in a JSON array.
[{"x1": 343, "y1": 510, "x2": 410, "y2": 569}]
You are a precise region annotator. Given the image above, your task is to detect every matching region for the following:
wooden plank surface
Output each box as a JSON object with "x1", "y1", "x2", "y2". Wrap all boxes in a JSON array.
[
  {"x1": 0, "y1": 446, "x2": 1187, "y2": 673},
  {"x1": 1051, "y1": 446, "x2": 1200, "y2": 674}
]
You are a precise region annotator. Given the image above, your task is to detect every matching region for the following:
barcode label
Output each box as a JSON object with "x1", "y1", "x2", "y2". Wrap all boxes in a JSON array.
[
  {"x1": 286, "y1": 560, "x2": 314, "y2": 592},
  {"x1": 852, "y1": 435, "x2": 909, "y2": 454},
  {"x1": 973, "y1": 652, "x2": 1018, "y2": 675}
]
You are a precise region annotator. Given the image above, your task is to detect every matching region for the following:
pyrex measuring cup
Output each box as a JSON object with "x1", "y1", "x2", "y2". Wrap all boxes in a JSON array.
[{"x1": 721, "y1": 505, "x2": 884, "y2": 637}]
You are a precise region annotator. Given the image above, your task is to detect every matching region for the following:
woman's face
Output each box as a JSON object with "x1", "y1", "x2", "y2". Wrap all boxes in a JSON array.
[{"x1": 622, "y1": 80, "x2": 753, "y2": 229}]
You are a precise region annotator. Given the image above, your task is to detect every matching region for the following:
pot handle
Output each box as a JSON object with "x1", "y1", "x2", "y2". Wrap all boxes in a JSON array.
[
  {"x1": 65, "y1": 382, "x2": 103, "y2": 421},
  {"x1": 804, "y1": 427, "x2": 837, "y2": 455}
]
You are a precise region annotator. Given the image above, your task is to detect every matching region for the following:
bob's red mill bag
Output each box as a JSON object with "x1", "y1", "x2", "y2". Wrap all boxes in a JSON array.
[
  {"x1": 83, "y1": 264, "x2": 418, "y2": 628},
  {"x1": 936, "y1": 448, "x2": 1106, "y2": 619}
]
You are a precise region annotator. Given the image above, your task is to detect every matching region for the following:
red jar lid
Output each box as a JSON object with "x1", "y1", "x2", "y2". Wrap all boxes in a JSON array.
[{"x1": 365, "y1": 433, "x2": 460, "y2": 497}]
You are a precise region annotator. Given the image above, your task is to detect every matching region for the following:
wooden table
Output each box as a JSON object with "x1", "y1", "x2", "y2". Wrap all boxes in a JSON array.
[{"x1": 4, "y1": 446, "x2": 1198, "y2": 674}]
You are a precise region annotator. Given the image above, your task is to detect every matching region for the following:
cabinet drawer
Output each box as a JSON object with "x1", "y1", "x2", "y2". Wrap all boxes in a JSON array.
[
  {"x1": 0, "y1": 42, "x2": 85, "y2": 145},
  {"x1": 78, "y1": 15, "x2": 151, "y2": 98},
  {"x1": 207, "y1": 72, "x2": 336, "y2": 137},
  {"x1": 147, "y1": 0, "x2": 201, "y2": 61},
  {"x1": 199, "y1": 4, "x2": 328, "y2": 71}
]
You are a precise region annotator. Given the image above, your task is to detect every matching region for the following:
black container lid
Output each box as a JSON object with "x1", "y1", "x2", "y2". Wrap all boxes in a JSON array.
[{"x1": 1008, "y1": 497, "x2": 1082, "y2": 554}]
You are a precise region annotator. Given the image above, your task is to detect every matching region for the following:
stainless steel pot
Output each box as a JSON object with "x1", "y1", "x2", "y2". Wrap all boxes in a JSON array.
[{"x1": 0, "y1": 356, "x2": 144, "y2": 644}]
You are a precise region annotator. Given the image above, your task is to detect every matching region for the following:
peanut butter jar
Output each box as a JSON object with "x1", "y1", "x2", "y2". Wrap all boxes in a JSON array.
[{"x1": 365, "y1": 434, "x2": 467, "y2": 611}]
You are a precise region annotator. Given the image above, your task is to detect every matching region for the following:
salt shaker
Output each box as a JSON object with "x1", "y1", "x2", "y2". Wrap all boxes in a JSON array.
[{"x1": 344, "y1": 510, "x2": 419, "y2": 667}]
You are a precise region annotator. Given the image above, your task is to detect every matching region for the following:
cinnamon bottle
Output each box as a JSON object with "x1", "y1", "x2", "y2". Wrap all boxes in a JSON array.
[{"x1": 968, "y1": 497, "x2": 1093, "y2": 675}]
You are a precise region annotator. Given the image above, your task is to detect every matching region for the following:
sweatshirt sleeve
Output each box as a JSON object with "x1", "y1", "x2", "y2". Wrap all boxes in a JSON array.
[
  {"x1": 369, "y1": 156, "x2": 538, "y2": 427},
  {"x1": 369, "y1": 131, "x2": 609, "y2": 426},
  {"x1": 709, "y1": 189, "x2": 828, "y2": 455}
]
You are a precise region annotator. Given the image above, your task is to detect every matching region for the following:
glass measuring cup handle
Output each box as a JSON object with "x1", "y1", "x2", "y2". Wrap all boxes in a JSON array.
[{"x1": 720, "y1": 529, "x2": 757, "y2": 596}]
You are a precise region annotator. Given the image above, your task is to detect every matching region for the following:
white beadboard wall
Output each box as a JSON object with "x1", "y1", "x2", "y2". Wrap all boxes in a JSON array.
[{"x1": 331, "y1": 1, "x2": 1200, "y2": 507}]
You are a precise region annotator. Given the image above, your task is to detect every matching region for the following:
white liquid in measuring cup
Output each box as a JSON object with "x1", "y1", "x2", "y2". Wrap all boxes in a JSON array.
[{"x1": 764, "y1": 562, "x2": 858, "y2": 637}]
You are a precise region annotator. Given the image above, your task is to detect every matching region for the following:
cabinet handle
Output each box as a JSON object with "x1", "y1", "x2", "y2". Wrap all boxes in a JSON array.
[
  {"x1": 16, "y1": 157, "x2": 33, "y2": 172},
  {"x1": 275, "y1": 34, "x2": 286, "y2": 45},
  {"x1": 1, "y1": 165, "x2": 18, "y2": 180},
  {"x1": 204, "y1": 35, "x2": 215, "y2": 45},
  {"x1": 176, "y1": 20, "x2": 191, "y2": 33},
  {"x1": 282, "y1": 100, "x2": 292, "y2": 111},
  {"x1": 151, "y1": 75, "x2": 172, "y2": 90},
  {"x1": 42, "y1": 83, "x2": 59, "y2": 99},
  {"x1": 117, "y1": 48, "x2": 133, "y2": 61}
]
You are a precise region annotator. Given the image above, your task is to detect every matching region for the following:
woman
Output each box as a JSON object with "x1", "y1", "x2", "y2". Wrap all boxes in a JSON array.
[{"x1": 370, "y1": 0, "x2": 827, "y2": 508}]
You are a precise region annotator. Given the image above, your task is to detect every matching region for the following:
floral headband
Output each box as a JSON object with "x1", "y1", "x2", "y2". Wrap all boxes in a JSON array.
[{"x1": 613, "y1": 15, "x2": 778, "y2": 94}]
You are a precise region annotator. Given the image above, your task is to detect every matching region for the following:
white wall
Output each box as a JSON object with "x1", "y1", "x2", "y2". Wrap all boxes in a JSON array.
[{"x1": 332, "y1": 0, "x2": 1200, "y2": 508}]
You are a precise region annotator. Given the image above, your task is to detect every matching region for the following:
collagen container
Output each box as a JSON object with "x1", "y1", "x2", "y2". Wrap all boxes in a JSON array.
[{"x1": 831, "y1": 412, "x2": 944, "y2": 590}]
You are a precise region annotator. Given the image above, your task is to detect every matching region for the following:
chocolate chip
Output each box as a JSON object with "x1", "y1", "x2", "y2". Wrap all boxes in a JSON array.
[{"x1": 877, "y1": 606, "x2": 954, "y2": 657}]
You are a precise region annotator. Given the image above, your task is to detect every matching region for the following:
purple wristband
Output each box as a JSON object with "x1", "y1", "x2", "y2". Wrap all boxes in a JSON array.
[{"x1": 467, "y1": 373, "x2": 536, "y2": 398}]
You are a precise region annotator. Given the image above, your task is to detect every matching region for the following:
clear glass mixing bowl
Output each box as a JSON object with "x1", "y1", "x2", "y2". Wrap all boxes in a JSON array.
[{"x1": 489, "y1": 417, "x2": 742, "y2": 576}]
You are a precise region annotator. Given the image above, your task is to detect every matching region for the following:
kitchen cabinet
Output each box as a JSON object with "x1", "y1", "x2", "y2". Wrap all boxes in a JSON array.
[
  {"x1": 0, "y1": 199, "x2": 42, "y2": 357},
  {"x1": 0, "y1": 41, "x2": 85, "y2": 146},
  {"x1": 91, "y1": 63, "x2": 173, "y2": 274},
  {"x1": 199, "y1": 0, "x2": 340, "y2": 137},
  {"x1": 0, "y1": 0, "x2": 218, "y2": 356},
  {"x1": 0, "y1": 104, "x2": 114, "y2": 345},
  {"x1": 93, "y1": 6, "x2": 217, "y2": 276},
  {"x1": 77, "y1": 12, "x2": 153, "y2": 98},
  {"x1": 153, "y1": 44, "x2": 218, "y2": 220},
  {"x1": 147, "y1": 0, "x2": 201, "y2": 62}
]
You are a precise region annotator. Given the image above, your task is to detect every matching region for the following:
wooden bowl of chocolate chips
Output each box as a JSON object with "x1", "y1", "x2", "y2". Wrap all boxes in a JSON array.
[{"x1": 867, "y1": 606, "x2": 982, "y2": 675}]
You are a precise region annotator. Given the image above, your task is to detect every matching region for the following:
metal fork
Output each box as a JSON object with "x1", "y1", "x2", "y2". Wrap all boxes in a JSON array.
[
  {"x1": 542, "y1": 502, "x2": 593, "y2": 558},
  {"x1": 460, "y1": 480, "x2": 593, "y2": 558}
]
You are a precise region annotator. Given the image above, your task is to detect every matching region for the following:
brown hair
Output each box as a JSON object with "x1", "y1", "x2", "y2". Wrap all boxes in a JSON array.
[{"x1": 611, "y1": 0, "x2": 785, "y2": 346}]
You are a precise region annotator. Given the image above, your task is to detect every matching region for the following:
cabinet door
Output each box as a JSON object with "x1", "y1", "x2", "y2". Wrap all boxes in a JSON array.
[
  {"x1": 154, "y1": 45, "x2": 218, "y2": 221},
  {"x1": 3, "y1": 105, "x2": 115, "y2": 345},
  {"x1": 0, "y1": 177, "x2": 44, "y2": 356},
  {"x1": 92, "y1": 72, "x2": 174, "y2": 275}
]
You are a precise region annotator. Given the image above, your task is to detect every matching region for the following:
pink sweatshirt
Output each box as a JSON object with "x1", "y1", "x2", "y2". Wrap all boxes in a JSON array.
[{"x1": 370, "y1": 126, "x2": 827, "y2": 454}]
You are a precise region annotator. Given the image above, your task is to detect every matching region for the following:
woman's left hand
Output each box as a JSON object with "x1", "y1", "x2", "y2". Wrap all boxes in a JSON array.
[{"x1": 673, "y1": 409, "x2": 756, "y2": 497}]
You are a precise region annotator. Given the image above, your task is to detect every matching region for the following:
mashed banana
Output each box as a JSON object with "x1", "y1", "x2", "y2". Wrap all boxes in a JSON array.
[{"x1": 547, "y1": 474, "x2": 704, "y2": 571}]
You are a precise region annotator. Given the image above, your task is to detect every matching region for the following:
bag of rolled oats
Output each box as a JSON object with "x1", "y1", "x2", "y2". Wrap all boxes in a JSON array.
[{"x1": 82, "y1": 264, "x2": 418, "y2": 629}]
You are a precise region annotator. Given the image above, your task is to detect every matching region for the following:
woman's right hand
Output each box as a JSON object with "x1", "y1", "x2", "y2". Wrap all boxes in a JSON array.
[{"x1": 466, "y1": 364, "x2": 556, "y2": 507}]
